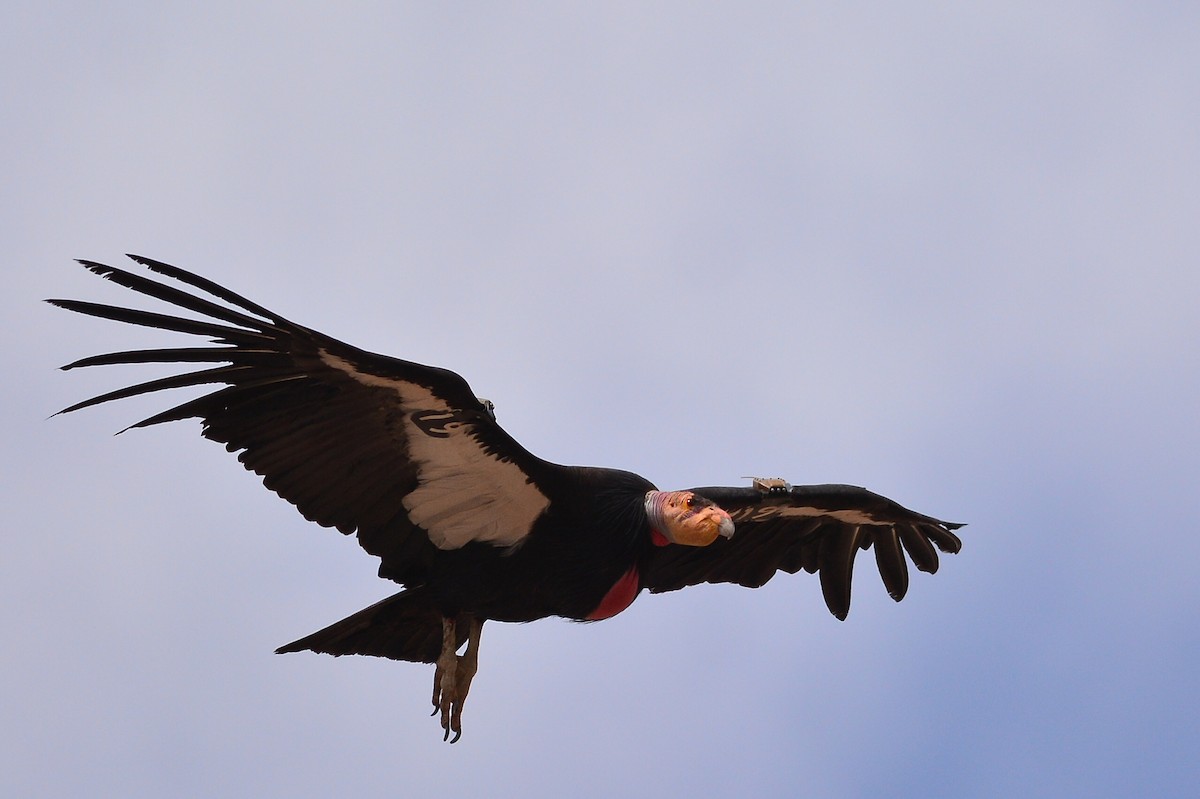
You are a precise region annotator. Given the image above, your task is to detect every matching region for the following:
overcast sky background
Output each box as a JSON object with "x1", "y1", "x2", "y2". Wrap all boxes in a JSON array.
[{"x1": 4, "y1": 4, "x2": 1198, "y2": 797}]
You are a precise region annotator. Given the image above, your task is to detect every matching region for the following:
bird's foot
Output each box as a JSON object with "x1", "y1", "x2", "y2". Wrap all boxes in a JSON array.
[
  {"x1": 430, "y1": 617, "x2": 482, "y2": 743},
  {"x1": 431, "y1": 651, "x2": 476, "y2": 743}
]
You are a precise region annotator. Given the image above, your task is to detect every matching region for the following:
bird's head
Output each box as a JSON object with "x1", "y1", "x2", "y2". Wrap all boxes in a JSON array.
[{"x1": 644, "y1": 490, "x2": 735, "y2": 546}]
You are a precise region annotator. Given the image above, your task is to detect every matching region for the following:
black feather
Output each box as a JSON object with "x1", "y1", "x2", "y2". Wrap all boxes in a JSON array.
[
  {"x1": 871, "y1": 527, "x2": 910, "y2": 601},
  {"x1": 818, "y1": 526, "x2": 863, "y2": 620},
  {"x1": 126, "y1": 253, "x2": 290, "y2": 322},
  {"x1": 76, "y1": 259, "x2": 277, "y2": 333},
  {"x1": 46, "y1": 299, "x2": 272, "y2": 344},
  {"x1": 61, "y1": 347, "x2": 282, "y2": 370}
]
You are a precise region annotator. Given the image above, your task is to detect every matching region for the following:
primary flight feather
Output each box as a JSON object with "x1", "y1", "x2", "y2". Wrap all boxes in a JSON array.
[{"x1": 50, "y1": 255, "x2": 964, "y2": 742}]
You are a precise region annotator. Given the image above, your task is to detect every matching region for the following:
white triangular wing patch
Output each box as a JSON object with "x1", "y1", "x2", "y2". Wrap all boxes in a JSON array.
[{"x1": 321, "y1": 350, "x2": 550, "y2": 549}]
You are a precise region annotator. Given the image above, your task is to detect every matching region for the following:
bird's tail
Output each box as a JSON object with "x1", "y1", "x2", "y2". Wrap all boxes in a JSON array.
[{"x1": 275, "y1": 588, "x2": 470, "y2": 664}]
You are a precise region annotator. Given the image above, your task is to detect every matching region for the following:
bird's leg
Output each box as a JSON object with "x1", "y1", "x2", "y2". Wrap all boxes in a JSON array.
[
  {"x1": 450, "y1": 618, "x2": 482, "y2": 740},
  {"x1": 431, "y1": 617, "x2": 455, "y2": 722},
  {"x1": 431, "y1": 615, "x2": 483, "y2": 743}
]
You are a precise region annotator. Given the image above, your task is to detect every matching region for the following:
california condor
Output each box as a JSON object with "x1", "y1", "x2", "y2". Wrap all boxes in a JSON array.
[{"x1": 50, "y1": 255, "x2": 964, "y2": 742}]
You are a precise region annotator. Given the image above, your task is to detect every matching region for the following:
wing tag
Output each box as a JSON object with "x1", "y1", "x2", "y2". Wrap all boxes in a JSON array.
[{"x1": 411, "y1": 409, "x2": 473, "y2": 438}]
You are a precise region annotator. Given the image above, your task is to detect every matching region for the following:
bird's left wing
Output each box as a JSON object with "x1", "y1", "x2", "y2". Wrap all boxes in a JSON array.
[
  {"x1": 639, "y1": 481, "x2": 963, "y2": 619},
  {"x1": 49, "y1": 256, "x2": 563, "y2": 584}
]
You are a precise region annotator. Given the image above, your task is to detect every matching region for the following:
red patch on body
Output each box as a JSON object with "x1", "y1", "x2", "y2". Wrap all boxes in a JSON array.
[
  {"x1": 651, "y1": 528, "x2": 671, "y2": 547},
  {"x1": 586, "y1": 566, "x2": 641, "y2": 620}
]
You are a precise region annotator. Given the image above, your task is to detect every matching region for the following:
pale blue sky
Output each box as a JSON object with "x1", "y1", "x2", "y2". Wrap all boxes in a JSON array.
[{"x1": 5, "y1": 4, "x2": 1198, "y2": 797}]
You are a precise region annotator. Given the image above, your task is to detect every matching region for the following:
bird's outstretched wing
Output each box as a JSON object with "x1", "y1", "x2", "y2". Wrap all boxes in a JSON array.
[
  {"x1": 640, "y1": 481, "x2": 963, "y2": 619},
  {"x1": 48, "y1": 255, "x2": 563, "y2": 584}
]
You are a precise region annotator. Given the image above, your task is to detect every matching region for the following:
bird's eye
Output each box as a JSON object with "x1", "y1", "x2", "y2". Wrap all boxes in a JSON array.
[{"x1": 686, "y1": 495, "x2": 700, "y2": 508}]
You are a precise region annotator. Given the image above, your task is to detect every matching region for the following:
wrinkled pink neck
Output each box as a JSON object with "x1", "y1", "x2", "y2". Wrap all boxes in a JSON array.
[{"x1": 644, "y1": 491, "x2": 671, "y2": 541}]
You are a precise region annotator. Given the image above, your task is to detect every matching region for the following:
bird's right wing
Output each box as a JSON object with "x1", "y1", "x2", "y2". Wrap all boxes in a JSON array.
[{"x1": 49, "y1": 256, "x2": 567, "y2": 585}]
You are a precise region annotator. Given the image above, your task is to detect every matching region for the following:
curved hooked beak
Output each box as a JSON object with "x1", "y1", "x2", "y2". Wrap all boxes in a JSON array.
[{"x1": 687, "y1": 503, "x2": 735, "y2": 546}]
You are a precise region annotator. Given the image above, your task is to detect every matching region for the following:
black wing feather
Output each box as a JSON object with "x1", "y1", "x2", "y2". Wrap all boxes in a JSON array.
[
  {"x1": 641, "y1": 484, "x2": 962, "y2": 619},
  {"x1": 126, "y1": 253, "x2": 290, "y2": 321},
  {"x1": 817, "y1": 525, "x2": 863, "y2": 620},
  {"x1": 61, "y1": 346, "x2": 285, "y2": 370},
  {"x1": 54, "y1": 365, "x2": 292, "y2": 416},
  {"x1": 76, "y1": 259, "x2": 278, "y2": 332},
  {"x1": 871, "y1": 527, "x2": 910, "y2": 601},
  {"x1": 46, "y1": 298, "x2": 272, "y2": 343}
]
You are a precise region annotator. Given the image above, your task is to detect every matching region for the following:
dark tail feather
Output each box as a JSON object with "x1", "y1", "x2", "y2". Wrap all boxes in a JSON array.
[{"x1": 275, "y1": 588, "x2": 471, "y2": 664}]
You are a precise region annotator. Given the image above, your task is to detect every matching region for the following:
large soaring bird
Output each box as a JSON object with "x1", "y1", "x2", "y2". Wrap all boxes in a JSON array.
[{"x1": 51, "y1": 255, "x2": 964, "y2": 742}]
